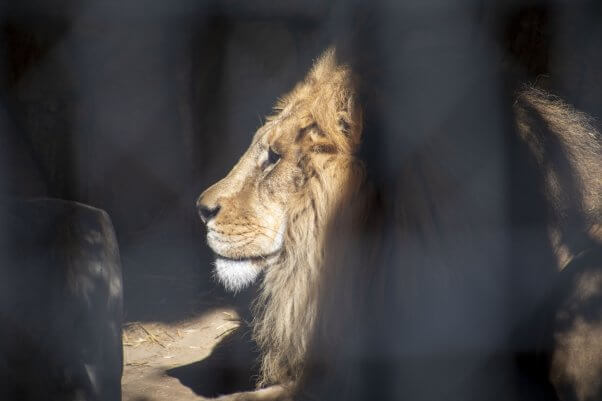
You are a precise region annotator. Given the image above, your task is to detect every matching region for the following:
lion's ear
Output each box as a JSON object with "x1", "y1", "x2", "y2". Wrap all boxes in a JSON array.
[{"x1": 308, "y1": 48, "x2": 362, "y2": 152}]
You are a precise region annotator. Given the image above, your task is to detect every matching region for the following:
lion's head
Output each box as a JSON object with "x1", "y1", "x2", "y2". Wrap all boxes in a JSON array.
[
  {"x1": 196, "y1": 49, "x2": 361, "y2": 293},
  {"x1": 196, "y1": 49, "x2": 363, "y2": 386}
]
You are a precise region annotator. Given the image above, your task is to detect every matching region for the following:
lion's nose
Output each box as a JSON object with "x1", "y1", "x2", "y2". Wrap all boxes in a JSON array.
[{"x1": 197, "y1": 201, "x2": 221, "y2": 225}]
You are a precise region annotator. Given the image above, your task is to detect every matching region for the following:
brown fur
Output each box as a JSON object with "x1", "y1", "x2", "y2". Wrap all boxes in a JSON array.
[
  {"x1": 514, "y1": 89, "x2": 602, "y2": 401},
  {"x1": 514, "y1": 88, "x2": 602, "y2": 268},
  {"x1": 197, "y1": 49, "x2": 363, "y2": 388}
]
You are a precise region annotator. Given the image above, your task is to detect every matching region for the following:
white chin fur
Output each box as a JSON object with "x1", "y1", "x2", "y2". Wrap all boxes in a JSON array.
[{"x1": 214, "y1": 258, "x2": 261, "y2": 292}]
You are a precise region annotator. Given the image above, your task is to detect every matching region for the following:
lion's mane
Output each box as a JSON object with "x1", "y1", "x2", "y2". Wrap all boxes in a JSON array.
[{"x1": 249, "y1": 51, "x2": 365, "y2": 387}]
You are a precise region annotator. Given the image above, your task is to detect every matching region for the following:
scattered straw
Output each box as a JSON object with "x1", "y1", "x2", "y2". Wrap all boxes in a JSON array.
[
  {"x1": 215, "y1": 326, "x2": 238, "y2": 340},
  {"x1": 138, "y1": 324, "x2": 166, "y2": 348}
]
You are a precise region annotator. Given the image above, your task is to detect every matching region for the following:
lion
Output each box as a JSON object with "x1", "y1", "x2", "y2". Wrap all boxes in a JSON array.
[
  {"x1": 197, "y1": 49, "x2": 602, "y2": 401},
  {"x1": 196, "y1": 49, "x2": 363, "y2": 397}
]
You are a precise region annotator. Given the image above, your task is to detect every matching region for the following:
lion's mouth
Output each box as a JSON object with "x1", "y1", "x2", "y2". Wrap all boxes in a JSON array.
[
  {"x1": 205, "y1": 222, "x2": 286, "y2": 263},
  {"x1": 211, "y1": 249, "x2": 282, "y2": 263}
]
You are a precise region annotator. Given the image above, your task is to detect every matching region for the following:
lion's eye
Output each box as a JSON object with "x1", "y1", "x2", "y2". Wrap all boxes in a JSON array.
[{"x1": 268, "y1": 147, "x2": 281, "y2": 165}]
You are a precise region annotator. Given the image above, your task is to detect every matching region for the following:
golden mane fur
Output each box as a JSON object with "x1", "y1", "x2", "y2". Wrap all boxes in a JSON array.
[
  {"x1": 197, "y1": 49, "x2": 364, "y2": 389},
  {"x1": 252, "y1": 50, "x2": 364, "y2": 387}
]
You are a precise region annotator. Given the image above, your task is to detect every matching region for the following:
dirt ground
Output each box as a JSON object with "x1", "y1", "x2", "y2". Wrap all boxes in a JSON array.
[
  {"x1": 122, "y1": 306, "x2": 248, "y2": 401},
  {"x1": 118, "y1": 233, "x2": 261, "y2": 401}
]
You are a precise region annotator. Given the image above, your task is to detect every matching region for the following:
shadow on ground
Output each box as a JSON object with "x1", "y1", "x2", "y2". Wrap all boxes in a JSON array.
[{"x1": 167, "y1": 326, "x2": 260, "y2": 398}]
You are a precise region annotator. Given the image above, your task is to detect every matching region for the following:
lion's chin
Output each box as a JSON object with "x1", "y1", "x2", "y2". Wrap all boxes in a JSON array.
[{"x1": 214, "y1": 258, "x2": 261, "y2": 293}]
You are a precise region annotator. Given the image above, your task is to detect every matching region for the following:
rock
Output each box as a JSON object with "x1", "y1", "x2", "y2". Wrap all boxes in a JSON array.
[{"x1": 0, "y1": 198, "x2": 123, "y2": 401}]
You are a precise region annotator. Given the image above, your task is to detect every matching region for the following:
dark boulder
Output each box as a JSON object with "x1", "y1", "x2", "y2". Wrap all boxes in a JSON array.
[{"x1": 0, "y1": 198, "x2": 123, "y2": 401}]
